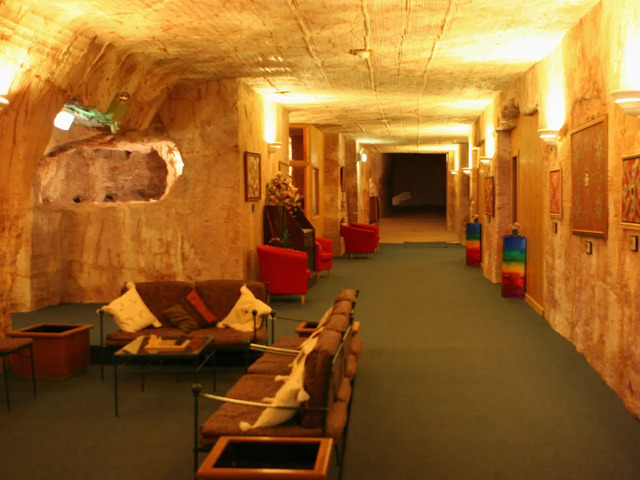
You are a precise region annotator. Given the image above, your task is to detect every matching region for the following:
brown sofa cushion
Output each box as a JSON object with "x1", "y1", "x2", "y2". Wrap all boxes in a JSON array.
[
  {"x1": 326, "y1": 400, "x2": 348, "y2": 440},
  {"x1": 335, "y1": 289, "x2": 357, "y2": 304},
  {"x1": 345, "y1": 354, "x2": 357, "y2": 379},
  {"x1": 332, "y1": 300, "x2": 353, "y2": 316},
  {"x1": 132, "y1": 281, "x2": 194, "y2": 326},
  {"x1": 195, "y1": 280, "x2": 266, "y2": 321},
  {"x1": 247, "y1": 352, "x2": 294, "y2": 375},
  {"x1": 325, "y1": 313, "x2": 349, "y2": 332},
  {"x1": 199, "y1": 374, "x2": 323, "y2": 445},
  {"x1": 350, "y1": 334, "x2": 363, "y2": 359},
  {"x1": 301, "y1": 329, "x2": 342, "y2": 428}
]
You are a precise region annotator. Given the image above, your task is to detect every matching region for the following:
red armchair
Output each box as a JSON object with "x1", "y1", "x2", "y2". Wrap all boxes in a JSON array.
[
  {"x1": 314, "y1": 237, "x2": 333, "y2": 278},
  {"x1": 257, "y1": 244, "x2": 311, "y2": 303},
  {"x1": 341, "y1": 224, "x2": 377, "y2": 257},
  {"x1": 352, "y1": 222, "x2": 380, "y2": 250}
]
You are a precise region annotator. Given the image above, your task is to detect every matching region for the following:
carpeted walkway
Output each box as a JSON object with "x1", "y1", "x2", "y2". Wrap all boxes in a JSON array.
[{"x1": 2, "y1": 244, "x2": 640, "y2": 479}]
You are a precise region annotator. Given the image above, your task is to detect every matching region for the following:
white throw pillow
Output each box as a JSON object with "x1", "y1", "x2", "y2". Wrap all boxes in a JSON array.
[
  {"x1": 100, "y1": 284, "x2": 161, "y2": 333},
  {"x1": 217, "y1": 284, "x2": 272, "y2": 332}
]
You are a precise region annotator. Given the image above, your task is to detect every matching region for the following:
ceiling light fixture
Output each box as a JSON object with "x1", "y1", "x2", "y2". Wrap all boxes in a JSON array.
[
  {"x1": 538, "y1": 128, "x2": 559, "y2": 146},
  {"x1": 611, "y1": 89, "x2": 640, "y2": 116},
  {"x1": 53, "y1": 110, "x2": 75, "y2": 130},
  {"x1": 349, "y1": 49, "x2": 373, "y2": 59}
]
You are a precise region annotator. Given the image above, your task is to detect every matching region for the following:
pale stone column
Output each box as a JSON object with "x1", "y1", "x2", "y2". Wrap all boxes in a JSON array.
[{"x1": 323, "y1": 133, "x2": 344, "y2": 256}]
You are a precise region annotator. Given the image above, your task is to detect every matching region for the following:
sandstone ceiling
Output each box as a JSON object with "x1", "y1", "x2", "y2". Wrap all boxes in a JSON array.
[{"x1": 2, "y1": 0, "x2": 600, "y2": 153}]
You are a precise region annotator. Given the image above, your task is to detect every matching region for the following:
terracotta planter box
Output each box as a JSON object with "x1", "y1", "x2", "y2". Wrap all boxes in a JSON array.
[
  {"x1": 196, "y1": 436, "x2": 332, "y2": 480},
  {"x1": 9, "y1": 324, "x2": 93, "y2": 378}
]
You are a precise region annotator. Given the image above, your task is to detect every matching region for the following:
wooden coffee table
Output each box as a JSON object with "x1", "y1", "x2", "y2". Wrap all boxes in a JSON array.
[
  {"x1": 112, "y1": 335, "x2": 214, "y2": 416},
  {"x1": 196, "y1": 436, "x2": 333, "y2": 480}
]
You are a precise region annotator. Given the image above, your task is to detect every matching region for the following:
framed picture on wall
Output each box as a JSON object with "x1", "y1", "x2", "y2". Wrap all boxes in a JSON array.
[
  {"x1": 622, "y1": 152, "x2": 640, "y2": 228},
  {"x1": 484, "y1": 176, "x2": 495, "y2": 216},
  {"x1": 570, "y1": 116, "x2": 607, "y2": 237},
  {"x1": 549, "y1": 168, "x2": 562, "y2": 217},
  {"x1": 244, "y1": 151, "x2": 261, "y2": 201}
]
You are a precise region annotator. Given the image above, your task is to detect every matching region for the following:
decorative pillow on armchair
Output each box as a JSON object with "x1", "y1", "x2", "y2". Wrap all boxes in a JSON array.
[
  {"x1": 218, "y1": 284, "x2": 272, "y2": 332},
  {"x1": 100, "y1": 284, "x2": 162, "y2": 333}
]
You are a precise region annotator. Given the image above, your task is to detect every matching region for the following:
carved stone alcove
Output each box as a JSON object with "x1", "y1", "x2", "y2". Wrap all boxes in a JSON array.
[{"x1": 36, "y1": 132, "x2": 184, "y2": 206}]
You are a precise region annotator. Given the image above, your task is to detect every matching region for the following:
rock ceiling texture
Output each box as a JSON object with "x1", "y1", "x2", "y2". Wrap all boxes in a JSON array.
[{"x1": 4, "y1": 0, "x2": 600, "y2": 152}]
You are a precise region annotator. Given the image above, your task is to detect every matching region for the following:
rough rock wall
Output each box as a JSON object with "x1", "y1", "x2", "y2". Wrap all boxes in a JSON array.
[{"x1": 471, "y1": 2, "x2": 640, "y2": 417}]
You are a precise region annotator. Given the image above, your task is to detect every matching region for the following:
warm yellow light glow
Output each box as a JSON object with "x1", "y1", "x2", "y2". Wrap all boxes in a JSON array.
[
  {"x1": 54, "y1": 111, "x2": 75, "y2": 131},
  {"x1": 538, "y1": 129, "x2": 559, "y2": 146},
  {"x1": 484, "y1": 124, "x2": 495, "y2": 158},
  {"x1": 263, "y1": 100, "x2": 277, "y2": 144},
  {"x1": 261, "y1": 90, "x2": 333, "y2": 105},
  {"x1": 544, "y1": 55, "x2": 566, "y2": 130},
  {"x1": 173, "y1": 150, "x2": 184, "y2": 176},
  {"x1": 620, "y1": 32, "x2": 640, "y2": 90},
  {"x1": 0, "y1": 48, "x2": 28, "y2": 95},
  {"x1": 448, "y1": 33, "x2": 562, "y2": 64},
  {"x1": 419, "y1": 123, "x2": 471, "y2": 137}
]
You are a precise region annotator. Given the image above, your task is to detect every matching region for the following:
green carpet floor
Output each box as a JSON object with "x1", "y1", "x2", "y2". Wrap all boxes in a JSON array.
[{"x1": 2, "y1": 243, "x2": 640, "y2": 479}]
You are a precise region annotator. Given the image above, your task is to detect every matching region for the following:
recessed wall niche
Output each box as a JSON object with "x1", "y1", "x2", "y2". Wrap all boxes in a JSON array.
[{"x1": 36, "y1": 133, "x2": 184, "y2": 206}]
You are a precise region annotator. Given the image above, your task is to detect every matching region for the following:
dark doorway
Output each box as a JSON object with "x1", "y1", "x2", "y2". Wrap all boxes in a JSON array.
[{"x1": 386, "y1": 153, "x2": 447, "y2": 214}]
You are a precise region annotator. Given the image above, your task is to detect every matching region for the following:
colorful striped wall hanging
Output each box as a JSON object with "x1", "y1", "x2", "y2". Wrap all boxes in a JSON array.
[
  {"x1": 465, "y1": 223, "x2": 482, "y2": 267},
  {"x1": 502, "y1": 235, "x2": 526, "y2": 298}
]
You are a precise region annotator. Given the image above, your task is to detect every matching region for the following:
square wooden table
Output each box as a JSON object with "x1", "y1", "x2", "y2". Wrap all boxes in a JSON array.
[
  {"x1": 113, "y1": 335, "x2": 214, "y2": 416},
  {"x1": 196, "y1": 436, "x2": 333, "y2": 480}
]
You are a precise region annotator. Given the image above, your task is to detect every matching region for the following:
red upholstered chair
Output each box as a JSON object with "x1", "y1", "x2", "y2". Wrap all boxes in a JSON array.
[
  {"x1": 340, "y1": 224, "x2": 378, "y2": 257},
  {"x1": 314, "y1": 236, "x2": 333, "y2": 278},
  {"x1": 257, "y1": 244, "x2": 311, "y2": 303},
  {"x1": 352, "y1": 222, "x2": 380, "y2": 250}
]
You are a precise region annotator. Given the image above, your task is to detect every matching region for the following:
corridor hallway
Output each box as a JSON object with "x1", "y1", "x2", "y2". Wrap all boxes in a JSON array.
[{"x1": 377, "y1": 206, "x2": 460, "y2": 244}]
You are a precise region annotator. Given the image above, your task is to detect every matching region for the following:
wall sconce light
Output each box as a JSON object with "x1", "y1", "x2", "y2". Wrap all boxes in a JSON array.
[
  {"x1": 0, "y1": 95, "x2": 8, "y2": 110},
  {"x1": 462, "y1": 167, "x2": 472, "y2": 175},
  {"x1": 611, "y1": 89, "x2": 640, "y2": 116},
  {"x1": 361, "y1": 153, "x2": 367, "y2": 163},
  {"x1": 449, "y1": 170, "x2": 459, "y2": 175},
  {"x1": 53, "y1": 110, "x2": 75, "y2": 130},
  {"x1": 349, "y1": 49, "x2": 373, "y2": 59},
  {"x1": 268, "y1": 142, "x2": 282, "y2": 153},
  {"x1": 479, "y1": 156, "x2": 492, "y2": 165},
  {"x1": 538, "y1": 128, "x2": 559, "y2": 146}
]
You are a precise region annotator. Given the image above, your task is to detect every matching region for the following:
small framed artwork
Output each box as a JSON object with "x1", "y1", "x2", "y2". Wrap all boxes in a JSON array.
[
  {"x1": 244, "y1": 152, "x2": 261, "y2": 201},
  {"x1": 549, "y1": 168, "x2": 562, "y2": 217},
  {"x1": 570, "y1": 116, "x2": 607, "y2": 237},
  {"x1": 484, "y1": 176, "x2": 495, "y2": 216},
  {"x1": 621, "y1": 152, "x2": 640, "y2": 229}
]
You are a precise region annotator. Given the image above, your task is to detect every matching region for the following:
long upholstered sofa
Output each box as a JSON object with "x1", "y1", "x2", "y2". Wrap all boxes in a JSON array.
[
  {"x1": 192, "y1": 289, "x2": 362, "y2": 473},
  {"x1": 97, "y1": 279, "x2": 272, "y2": 377}
]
